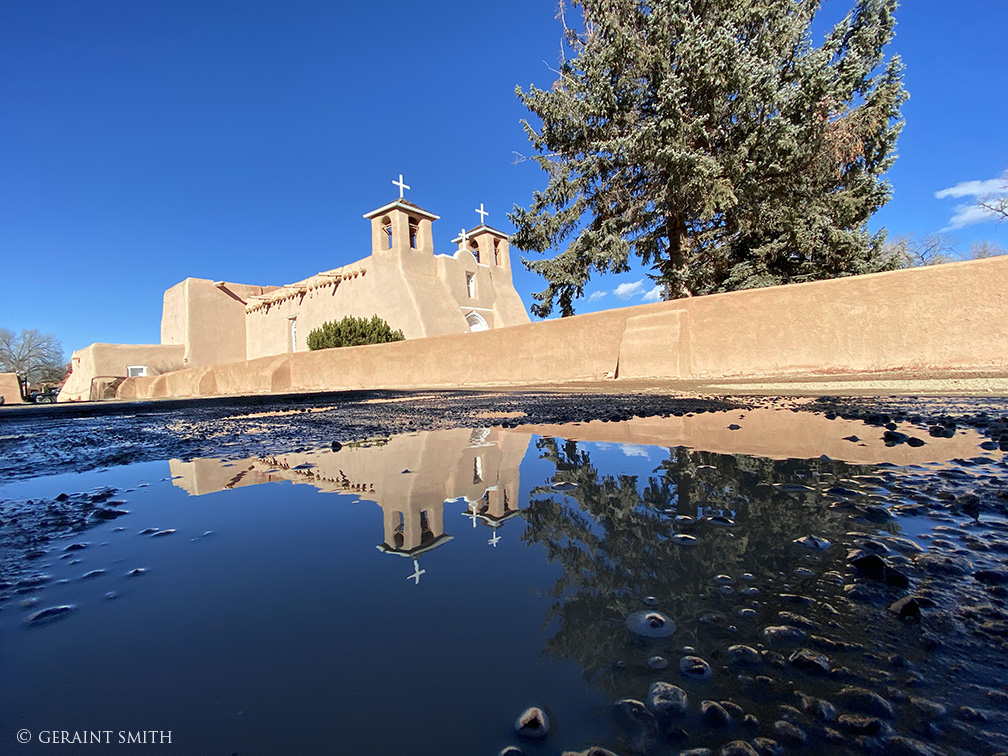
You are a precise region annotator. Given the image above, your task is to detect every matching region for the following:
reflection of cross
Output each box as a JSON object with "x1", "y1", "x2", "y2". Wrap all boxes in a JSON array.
[
  {"x1": 458, "y1": 228, "x2": 468, "y2": 250},
  {"x1": 407, "y1": 559, "x2": 425, "y2": 584},
  {"x1": 488, "y1": 529, "x2": 501, "y2": 548},
  {"x1": 393, "y1": 173, "x2": 410, "y2": 199},
  {"x1": 475, "y1": 203, "x2": 489, "y2": 225},
  {"x1": 468, "y1": 499, "x2": 479, "y2": 528}
]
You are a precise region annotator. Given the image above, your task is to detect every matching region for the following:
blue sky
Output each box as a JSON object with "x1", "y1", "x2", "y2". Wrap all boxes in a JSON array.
[{"x1": 2, "y1": 1, "x2": 1006, "y2": 357}]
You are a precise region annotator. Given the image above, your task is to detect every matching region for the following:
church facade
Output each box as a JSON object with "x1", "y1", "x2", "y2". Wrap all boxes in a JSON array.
[{"x1": 60, "y1": 187, "x2": 530, "y2": 402}]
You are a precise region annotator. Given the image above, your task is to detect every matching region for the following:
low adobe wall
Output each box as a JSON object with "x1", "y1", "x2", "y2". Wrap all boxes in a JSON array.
[
  {"x1": 0, "y1": 373, "x2": 23, "y2": 405},
  {"x1": 61, "y1": 343, "x2": 185, "y2": 402},
  {"x1": 115, "y1": 256, "x2": 1008, "y2": 401}
]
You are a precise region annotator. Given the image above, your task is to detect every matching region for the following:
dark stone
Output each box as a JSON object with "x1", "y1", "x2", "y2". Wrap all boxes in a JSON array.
[
  {"x1": 799, "y1": 694, "x2": 837, "y2": 722},
  {"x1": 727, "y1": 645, "x2": 761, "y2": 667},
  {"x1": 330, "y1": 441, "x2": 342, "y2": 451},
  {"x1": 851, "y1": 552, "x2": 887, "y2": 576},
  {"x1": 645, "y1": 681, "x2": 688, "y2": 722},
  {"x1": 560, "y1": 749, "x2": 621, "y2": 756},
  {"x1": 680, "y1": 655, "x2": 713, "y2": 680},
  {"x1": 752, "y1": 738, "x2": 783, "y2": 756},
  {"x1": 906, "y1": 437, "x2": 926, "y2": 447},
  {"x1": 837, "y1": 714, "x2": 884, "y2": 735},
  {"x1": 974, "y1": 569, "x2": 1008, "y2": 585},
  {"x1": 499, "y1": 748, "x2": 525, "y2": 756},
  {"x1": 954, "y1": 706, "x2": 987, "y2": 723},
  {"x1": 701, "y1": 700, "x2": 733, "y2": 728},
  {"x1": 889, "y1": 596, "x2": 922, "y2": 619},
  {"x1": 789, "y1": 648, "x2": 831, "y2": 675},
  {"x1": 612, "y1": 699, "x2": 658, "y2": 754},
  {"x1": 728, "y1": 424, "x2": 741, "y2": 430},
  {"x1": 514, "y1": 706, "x2": 550, "y2": 739},
  {"x1": 771, "y1": 720, "x2": 806, "y2": 747},
  {"x1": 762, "y1": 625, "x2": 806, "y2": 646},
  {"x1": 839, "y1": 686, "x2": 895, "y2": 719},
  {"x1": 720, "y1": 742, "x2": 758, "y2": 756},
  {"x1": 24, "y1": 605, "x2": 75, "y2": 627}
]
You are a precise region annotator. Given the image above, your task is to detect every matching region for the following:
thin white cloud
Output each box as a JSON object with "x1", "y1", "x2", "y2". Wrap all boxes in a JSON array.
[
  {"x1": 944, "y1": 203, "x2": 1000, "y2": 231},
  {"x1": 621, "y1": 444, "x2": 651, "y2": 459},
  {"x1": 587, "y1": 290, "x2": 608, "y2": 303},
  {"x1": 614, "y1": 279, "x2": 645, "y2": 300},
  {"x1": 934, "y1": 178, "x2": 1006, "y2": 200},
  {"x1": 936, "y1": 175, "x2": 1008, "y2": 230},
  {"x1": 642, "y1": 285, "x2": 663, "y2": 303}
]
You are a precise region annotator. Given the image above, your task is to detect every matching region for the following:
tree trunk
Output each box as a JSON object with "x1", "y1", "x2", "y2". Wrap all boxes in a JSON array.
[{"x1": 664, "y1": 217, "x2": 692, "y2": 300}]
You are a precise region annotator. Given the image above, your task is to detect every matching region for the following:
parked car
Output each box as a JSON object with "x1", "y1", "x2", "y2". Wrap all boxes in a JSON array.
[{"x1": 32, "y1": 387, "x2": 61, "y2": 404}]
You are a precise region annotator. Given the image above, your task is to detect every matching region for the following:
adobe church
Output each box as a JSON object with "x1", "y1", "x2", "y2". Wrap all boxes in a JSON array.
[{"x1": 60, "y1": 178, "x2": 531, "y2": 402}]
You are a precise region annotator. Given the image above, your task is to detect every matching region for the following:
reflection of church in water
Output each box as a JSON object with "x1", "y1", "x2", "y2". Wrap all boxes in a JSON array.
[{"x1": 169, "y1": 427, "x2": 530, "y2": 582}]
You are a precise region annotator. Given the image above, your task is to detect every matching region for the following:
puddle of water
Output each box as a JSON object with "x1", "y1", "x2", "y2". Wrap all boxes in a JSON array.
[{"x1": 1, "y1": 410, "x2": 1006, "y2": 755}]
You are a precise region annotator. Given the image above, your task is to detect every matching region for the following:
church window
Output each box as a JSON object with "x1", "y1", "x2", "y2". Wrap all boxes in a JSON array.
[
  {"x1": 408, "y1": 217, "x2": 419, "y2": 249},
  {"x1": 493, "y1": 239, "x2": 500, "y2": 265},
  {"x1": 465, "y1": 311, "x2": 489, "y2": 332},
  {"x1": 126, "y1": 365, "x2": 147, "y2": 378},
  {"x1": 289, "y1": 316, "x2": 298, "y2": 352},
  {"x1": 466, "y1": 273, "x2": 475, "y2": 298},
  {"x1": 470, "y1": 242, "x2": 480, "y2": 263},
  {"x1": 473, "y1": 455, "x2": 483, "y2": 484},
  {"x1": 382, "y1": 217, "x2": 392, "y2": 250}
]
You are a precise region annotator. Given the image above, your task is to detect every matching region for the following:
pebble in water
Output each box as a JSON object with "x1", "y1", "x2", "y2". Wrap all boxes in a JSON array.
[
  {"x1": 726, "y1": 645, "x2": 761, "y2": 667},
  {"x1": 626, "y1": 610, "x2": 676, "y2": 638},
  {"x1": 611, "y1": 699, "x2": 658, "y2": 754},
  {"x1": 645, "y1": 681, "x2": 688, "y2": 721},
  {"x1": 24, "y1": 605, "x2": 74, "y2": 627},
  {"x1": 793, "y1": 535, "x2": 831, "y2": 550},
  {"x1": 647, "y1": 656, "x2": 669, "y2": 670},
  {"x1": 672, "y1": 533, "x2": 699, "y2": 546},
  {"x1": 514, "y1": 707, "x2": 550, "y2": 739},
  {"x1": 151, "y1": 529, "x2": 176, "y2": 537},
  {"x1": 680, "y1": 656, "x2": 713, "y2": 680},
  {"x1": 762, "y1": 625, "x2": 807, "y2": 647},
  {"x1": 550, "y1": 481, "x2": 578, "y2": 493},
  {"x1": 80, "y1": 569, "x2": 105, "y2": 580},
  {"x1": 642, "y1": 596, "x2": 660, "y2": 606},
  {"x1": 127, "y1": 568, "x2": 147, "y2": 577}
]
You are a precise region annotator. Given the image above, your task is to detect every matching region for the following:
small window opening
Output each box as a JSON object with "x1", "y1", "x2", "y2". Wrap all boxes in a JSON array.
[
  {"x1": 126, "y1": 365, "x2": 147, "y2": 378},
  {"x1": 473, "y1": 455, "x2": 483, "y2": 484},
  {"x1": 493, "y1": 239, "x2": 500, "y2": 265},
  {"x1": 289, "y1": 316, "x2": 298, "y2": 353},
  {"x1": 466, "y1": 273, "x2": 475, "y2": 299},
  {"x1": 469, "y1": 242, "x2": 480, "y2": 263},
  {"x1": 408, "y1": 217, "x2": 419, "y2": 249},
  {"x1": 420, "y1": 510, "x2": 434, "y2": 544},
  {"x1": 382, "y1": 217, "x2": 392, "y2": 250},
  {"x1": 393, "y1": 511, "x2": 405, "y2": 549}
]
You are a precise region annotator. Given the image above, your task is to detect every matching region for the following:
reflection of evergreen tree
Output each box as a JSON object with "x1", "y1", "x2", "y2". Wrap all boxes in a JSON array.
[{"x1": 523, "y1": 438, "x2": 872, "y2": 698}]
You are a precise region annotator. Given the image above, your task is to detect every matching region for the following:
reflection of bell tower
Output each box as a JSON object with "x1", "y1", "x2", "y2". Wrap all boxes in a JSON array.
[{"x1": 379, "y1": 503, "x2": 450, "y2": 556}]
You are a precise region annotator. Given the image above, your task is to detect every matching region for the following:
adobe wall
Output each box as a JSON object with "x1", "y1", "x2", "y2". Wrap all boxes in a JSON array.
[
  {"x1": 61, "y1": 343, "x2": 185, "y2": 402},
  {"x1": 115, "y1": 256, "x2": 1008, "y2": 401},
  {"x1": 163, "y1": 278, "x2": 273, "y2": 368},
  {"x1": 0, "y1": 373, "x2": 22, "y2": 405}
]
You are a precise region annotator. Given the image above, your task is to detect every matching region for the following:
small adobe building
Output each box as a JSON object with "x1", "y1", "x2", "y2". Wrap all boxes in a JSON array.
[{"x1": 61, "y1": 187, "x2": 530, "y2": 402}]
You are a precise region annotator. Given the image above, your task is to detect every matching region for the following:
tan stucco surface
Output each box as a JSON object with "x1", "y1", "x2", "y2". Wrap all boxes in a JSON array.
[
  {"x1": 0, "y1": 373, "x2": 22, "y2": 405},
  {"x1": 114, "y1": 255, "x2": 1008, "y2": 401},
  {"x1": 61, "y1": 343, "x2": 185, "y2": 402}
]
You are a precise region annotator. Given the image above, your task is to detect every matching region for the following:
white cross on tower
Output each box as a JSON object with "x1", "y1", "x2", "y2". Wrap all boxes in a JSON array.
[
  {"x1": 467, "y1": 499, "x2": 479, "y2": 528},
  {"x1": 488, "y1": 530, "x2": 501, "y2": 548},
  {"x1": 458, "y1": 228, "x2": 468, "y2": 250},
  {"x1": 475, "y1": 203, "x2": 489, "y2": 225},
  {"x1": 407, "y1": 558, "x2": 425, "y2": 585},
  {"x1": 393, "y1": 173, "x2": 410, "y2": 199}
]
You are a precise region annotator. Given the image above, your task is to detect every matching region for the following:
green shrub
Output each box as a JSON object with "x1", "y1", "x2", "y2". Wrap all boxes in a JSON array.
[{"x1": 306, "y1": 315, "x2": 405, "y2": 350}]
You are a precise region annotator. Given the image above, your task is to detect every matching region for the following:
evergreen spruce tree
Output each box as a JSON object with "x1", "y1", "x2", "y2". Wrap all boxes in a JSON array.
[{"x1": 510, "y1": 0, "x2": 907, "y2": 316}]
